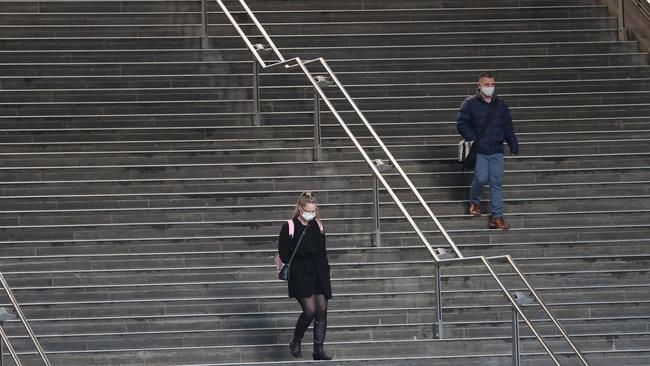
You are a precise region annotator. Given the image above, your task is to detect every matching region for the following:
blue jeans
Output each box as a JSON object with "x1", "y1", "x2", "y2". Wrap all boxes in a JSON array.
[{"x1": 470, "y1": 153, "x2": 505, "y2": 217}]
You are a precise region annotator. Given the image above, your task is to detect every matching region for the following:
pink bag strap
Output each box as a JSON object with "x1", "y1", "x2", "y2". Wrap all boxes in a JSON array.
[
  {"x1": 287, "y1": 220, "x2": 294, "y2": 238},
  {"x1": 287, "y1": 219, "x2": 324, "y2": 238}
]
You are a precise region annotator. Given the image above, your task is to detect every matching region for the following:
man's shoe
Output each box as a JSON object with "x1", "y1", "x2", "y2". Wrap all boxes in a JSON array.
[
  {"x1": 489, "y1": 217, "x2": 510, "y2": 230},
  {"x1": 469, "y1": 202, "x2": 481, "y2": 217}
]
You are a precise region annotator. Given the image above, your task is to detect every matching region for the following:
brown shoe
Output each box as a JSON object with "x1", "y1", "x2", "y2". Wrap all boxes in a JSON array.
[
  {"x1": 468, "y1": 202, "x2": 481, "y2": 217},
  {"x1": 489, "y1": 217, "x2": 510, "y2": 230}
]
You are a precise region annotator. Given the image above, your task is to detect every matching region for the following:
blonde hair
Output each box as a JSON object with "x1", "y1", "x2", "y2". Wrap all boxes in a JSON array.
[{"x1": 292, "y1": 192, "x2": 319, "y2": 220}]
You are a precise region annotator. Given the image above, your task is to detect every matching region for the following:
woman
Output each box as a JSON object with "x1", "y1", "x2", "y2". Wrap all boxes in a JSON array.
[{"x1": 278, "y1": 192, "x2": 332, "y2": 360}]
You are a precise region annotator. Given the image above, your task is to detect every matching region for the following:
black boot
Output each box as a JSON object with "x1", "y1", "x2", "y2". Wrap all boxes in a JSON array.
[
  {"x1": 290, "y1": 313, "x2": 310, "y2": 358},
  {"x1": 289, "y1": 336, "x2": 302, "y2": 358},
  {"x1": 312, "y1": 320, "x2": 332, "y2": 360}
]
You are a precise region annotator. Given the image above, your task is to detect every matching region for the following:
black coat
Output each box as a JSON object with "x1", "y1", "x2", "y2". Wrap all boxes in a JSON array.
[{"x1": 278, "y1": 217, "x2": 332, "y2": 299}]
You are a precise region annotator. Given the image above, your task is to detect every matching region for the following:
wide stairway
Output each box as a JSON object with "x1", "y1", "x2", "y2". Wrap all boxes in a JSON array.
[{"x1": 0, "y1": 0, "x2": 649, "y2": 365}]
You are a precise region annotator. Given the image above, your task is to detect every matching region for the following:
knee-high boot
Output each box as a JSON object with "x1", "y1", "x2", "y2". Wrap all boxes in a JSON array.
[
  {"x1": 290, "y1": 313, "x2": 311, "y2": 358},
  {"x1": 312, "y1": 320, "x2": 332, "y2": 360}
]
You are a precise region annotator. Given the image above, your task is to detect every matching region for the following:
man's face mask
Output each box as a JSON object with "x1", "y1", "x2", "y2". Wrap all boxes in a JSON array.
[{"x1": 480, "y1": 86, "x2": 495, "y2": 97}]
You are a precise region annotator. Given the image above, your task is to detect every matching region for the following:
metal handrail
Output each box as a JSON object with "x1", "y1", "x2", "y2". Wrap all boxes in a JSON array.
[
  {"x1": 0, "y1": 326, "x2": 23, "y2": 366},
  {"x1": 504, "y1": 256, "x2": 590, "y2": 363},
  {"x1": 213, "y1": 1, "x2": 590, "y2": 364},
  {"x1": 616, "y1": 0, "x2": 650, "y2": 41},
  {"x1": 0, "y1": 272, "x2": 51, "y2": 366},
  {"x1": 633, "y1": 0, "x2": 650, "y2": 20},
  {"x1": 215, "y1": 0, "x2": 284, "y2": 66}
]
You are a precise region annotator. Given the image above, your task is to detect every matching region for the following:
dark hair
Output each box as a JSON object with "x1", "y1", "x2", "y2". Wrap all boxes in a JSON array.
[{"x1": 479, "y1": 72, "x2": 495, "y2": 80}]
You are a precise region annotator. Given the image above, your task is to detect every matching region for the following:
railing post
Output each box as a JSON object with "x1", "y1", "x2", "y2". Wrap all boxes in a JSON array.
[
  {"x1": 434, "y1": 264, "x2": 443, "y2": 339},
  {"x1": 618, "y1": 0, "x2": 627, "y2": 41},
  {"x1": 372, "y1": 174, "x2": 381, "y2": 246},
  {"x1": 512, "y1": 307, "x2": 521, "y2": 366},
  {"x1": 313, "y1": 90, "x2": 322, "y2": 161},
  {"x1": 252, "y1": 59, "x2": 261, "y2": 126},
  {"x1": 200, "y1": 0, "x2": 209, "y2": 48}
]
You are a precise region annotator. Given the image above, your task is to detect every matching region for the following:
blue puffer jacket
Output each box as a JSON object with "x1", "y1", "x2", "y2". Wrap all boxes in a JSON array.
[{"x1": 456, "y1": 91, "x2": 519, "y2": 155}]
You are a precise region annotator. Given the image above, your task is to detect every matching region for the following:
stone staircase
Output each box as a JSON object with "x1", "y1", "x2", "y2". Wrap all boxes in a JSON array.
[{"x1": 0, "y1": 0, "x2": 649, "y2": 365}]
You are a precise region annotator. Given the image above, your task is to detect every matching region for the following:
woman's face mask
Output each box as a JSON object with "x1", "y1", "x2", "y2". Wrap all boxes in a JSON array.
[{"x1": 301, "y1": 204, "x2": 317, "y2": 221}]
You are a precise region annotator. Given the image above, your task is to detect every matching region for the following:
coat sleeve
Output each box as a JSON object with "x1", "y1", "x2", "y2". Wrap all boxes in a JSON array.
[
  {"x1": 278, "y1": 222, "x2": 291, "y2": 264},
  {"x1": 456, "y1": 97, "x2": 477, "y2": 141},
  {"x1": 502, "y1": 103, "x2": 519, "y2": 155},
  {"x1": 321, "y1": 230, "x2": 329, "y2": 266}
]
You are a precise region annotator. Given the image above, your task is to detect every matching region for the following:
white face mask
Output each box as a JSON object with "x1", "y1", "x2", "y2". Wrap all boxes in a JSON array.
[
  {"x1": 301, "y1": 212, "x2": 316, "y2": 221},
  {"x1": 480, "y1": 86, "x2": 495, "y2": 97}
]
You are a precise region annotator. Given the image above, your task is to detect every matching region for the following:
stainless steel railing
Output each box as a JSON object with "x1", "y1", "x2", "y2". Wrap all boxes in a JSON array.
[
  {"x1": 614, "y1": 0, "x2": 650, "y2": 41},
  {"x1": 0, "y1": 272, "x2": 51, "y2": 366},
  {"x1": 633, "y1": 0, "x2": 650, "y2": 21},
  {"x1": 212, "y1": 1, "x2": 591, "y2": 364}
]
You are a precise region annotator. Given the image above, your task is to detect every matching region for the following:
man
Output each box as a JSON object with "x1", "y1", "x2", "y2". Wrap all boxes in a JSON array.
[{"x1": 456, "y1": 72, "x2": 519, "y2": 230}]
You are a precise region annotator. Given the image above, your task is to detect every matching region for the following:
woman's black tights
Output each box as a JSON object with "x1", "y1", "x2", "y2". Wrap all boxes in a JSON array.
[{"x1": 293, "y1": 294, "x2": 328, "y2": 339}]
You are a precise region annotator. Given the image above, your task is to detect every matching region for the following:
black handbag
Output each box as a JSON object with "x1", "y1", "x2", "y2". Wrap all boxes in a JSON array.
[
  {"x1": 277, "y1": 225, "x2": 309, "y2": 281},
  {"x1": 459, "y1": 99, "x2": 499, "y2": 170}
]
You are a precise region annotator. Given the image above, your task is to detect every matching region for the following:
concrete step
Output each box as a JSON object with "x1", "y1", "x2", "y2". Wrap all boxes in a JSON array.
[
  {"x1": 234, "y1": 0, "x2": 606, "y2": 11},
  {"x1": 237, "y1": 5, "x2": 610, "y2": 22},
  {"x1": 0, "y1": 0, "x2": 202, "y2": 13},
  {"x1": 0, "y1": 174, "x2": 646, "y2": 209},
  {"x1": 0, "y1": 36, "x2": 205, "y2": 51},
  {"x1": 0, "y1": 12, "x2": 203, "y2": 26},
  {"x1": 0, "y1": 103, "x2": 648, "y2": 131},
  {"x1": 2, "y1": 318, "x2": 639, "y2": 358},
  {"x1": 2, "y1": 53, "x2": 646, "y2": 82},
  {"x1": 2, "y1": 256, "x2": 648, "y2": 294},
  {"x1": 0, "y1": 40, "x2": 638, "y2": 64},
  {"x1": 1, "y1": 129, "x2": 648, "y2": 153},
  {"x1": 2, "y1": 208, "x2": 649, "y2": 243},
  {"x1": 1, "y1": 113, "x2": 649, "y2": 137},
  {"x1": 2, "y1": 152, "x2": 648, "y2": 182},
  {"x1": 1, "y1": 319, "x2": 644, "y2": 358},
  {"x1": 1, "y1": 163, "x2": 646, "y2": 195},
  {"x1": 4, "y1": 284, "x2": 646, "y2": 323},
  {"x1": 0, "y1": 17, "x2": 618, "y2": 38},
  {"x1": 0, "y1": 220, "x2": 647, "y2": 254},
  {"x1": 214, "y1": 17, "x2": 617, "y2": 35},
  {"x1": 0, "y1": 0, "x2": 605, "y2": 13},
  {"x1": 5, "y1": 63, "x2": 648, "y2": 89},
  {"x1": 0, "y1": 24, "x2": 206, "y2": 38},
  {"x1": 1, "y1": 79, "x2": 650, "y2": 113},
  {"x1": 1, "y1": 188, "x2": 648, "y2": 225},
  {"x1": 2, "y1": 92, "x2": 650, "y2": 120},
  {"x1": 0, "y1": 27, "x2": 618, "y2": 51},
  {"x1": 3, "y1": 334, "x2": 631, "y2": 366},
  {"x1": 2, "y1": 255, "x2": 648, "y2": 291},
  {"x1": 0, "y1": 137, "x2": 648, "y2": 166}
]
